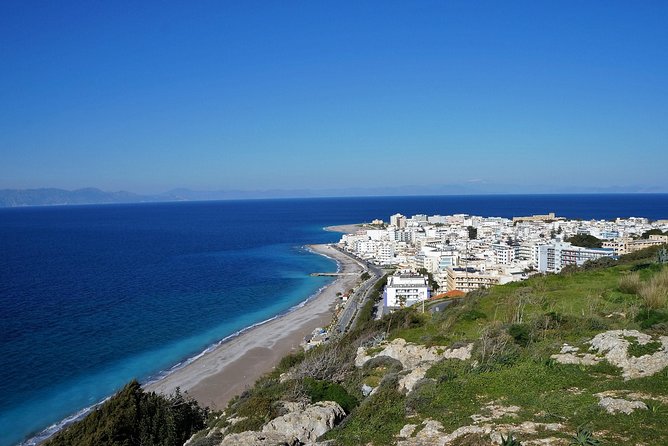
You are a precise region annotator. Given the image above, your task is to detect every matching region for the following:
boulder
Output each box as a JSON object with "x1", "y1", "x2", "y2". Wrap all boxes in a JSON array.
[
  {"x1": 261, "y1": 401, "x2": 345, "y2": 444},
  {"x1": 220, "y1": 431, "x2": 299, "y2": 446},
  {"x1": 589, "y1": 330, "x2": 668, "y2": 379}
]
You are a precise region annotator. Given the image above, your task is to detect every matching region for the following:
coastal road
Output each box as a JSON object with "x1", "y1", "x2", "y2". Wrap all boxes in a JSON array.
[{"x1": 331, "y1": 245, "x2": 384, "y2": 334}]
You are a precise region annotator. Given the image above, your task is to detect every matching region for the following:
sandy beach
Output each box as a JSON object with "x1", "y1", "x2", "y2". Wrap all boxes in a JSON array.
[
  {"x1": 146, "y1": 243, "x2": 364, "y2": 410},
  {"x1": 325, "y1": 223, "x2": 364, "y2": 234}
]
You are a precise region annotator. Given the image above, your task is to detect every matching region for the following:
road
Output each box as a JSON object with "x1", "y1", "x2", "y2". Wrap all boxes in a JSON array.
[{"x1": 331, "y1": 245, "x2": 385, "y2": 334}]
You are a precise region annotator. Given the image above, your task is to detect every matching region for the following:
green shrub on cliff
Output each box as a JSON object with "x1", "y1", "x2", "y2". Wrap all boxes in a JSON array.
[{"x1": 45, "y1": 381, "x2": 207, "y2": 446}]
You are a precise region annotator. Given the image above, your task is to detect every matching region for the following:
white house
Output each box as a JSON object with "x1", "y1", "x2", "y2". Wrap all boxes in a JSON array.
[{"x1": 384, "y1": 272, "x2": 430, "y2": 309}]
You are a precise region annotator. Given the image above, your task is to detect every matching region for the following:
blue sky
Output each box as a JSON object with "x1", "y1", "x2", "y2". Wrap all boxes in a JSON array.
[{"x1": 1, "y1": 1, "x2": 667, "y2": 194}]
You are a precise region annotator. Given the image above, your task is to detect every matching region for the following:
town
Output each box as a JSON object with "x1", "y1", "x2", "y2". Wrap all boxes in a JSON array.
[{"x1": 337, "y1": 212, "x2": 668, "y2": 311}]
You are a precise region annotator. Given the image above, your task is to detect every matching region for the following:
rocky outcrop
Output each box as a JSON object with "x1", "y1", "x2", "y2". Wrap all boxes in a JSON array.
[
  {"x1": 551, "y1": 330, "x2": 668, "y2": 380},
  {"x1": 261, "y1": 401, "x2": 345, "y2": 443},
  {"x1": 595, "y1": 390, "x2": 649, "y2": 414},
  {"x1": 470, "y1": 401, "x2": 521, "y2": 423},
  {"x1": 356, "y1": 338, "x2": 473, "y2": 393},
  {"x1": 396, "y1": 418, "x2": 564, "y2": 446},
  {"x1": 590, "y1": 330, "x2": 668, "y2": 379},
  {"x1": 356, "y1": 338, "x2": 473, "y2": 369},
  {"x1": 550, "y1": 344, "x2": 600, "y2": 366},
  {"x1": 216, "y1": 401, "x2": 344, "y2": 446},
  {"x1": 597, "y1": 396, "x2": 648, "y2": 415},
  {"x1": 220, "y1": 431, "x2": 300, "y2": 446}
]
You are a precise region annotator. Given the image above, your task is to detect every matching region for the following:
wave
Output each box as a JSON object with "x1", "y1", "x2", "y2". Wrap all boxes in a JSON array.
[{"x1": 18, "y1": 396, "x2": 111, "y2": 446}]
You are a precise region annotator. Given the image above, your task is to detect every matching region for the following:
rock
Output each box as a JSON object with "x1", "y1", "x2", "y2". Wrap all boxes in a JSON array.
[
  {"x1": 551, "y1": 330, "x2": 668, "y2": 379},
  {"x1": 396, "y1": 418, "x2": 563, "y2": 445},
  {"x1": 262, "y1": 401, "x2": 345, "y2": 443},
  {"x1": 550, "y1": 352, "x2": 600, "y2": 366},
  {"x1": 355, "y1": 338, "x2": 473, "y2": 370},
  {"x1": 398, "y1": 364, "x2": 432, "y2": 393},
  {"x1": 220, "y1": 431, "x2": 299, "y2": 446},
  {"x1": 361, "y1": 383, "x2": 374, "y2": 397},
  {"x1": 356, "y1": 338, "x2": 473, "y2": 394},
  {"x1": 597, "y1": 396, "x2": 648, "y2": 414},
  {"x1": 559, "y1": 344, "x2": 579, "y2": 354},
  {"x1": 524, "y1": 438, "x2": 569, "y2": 445},
  {"x1": 398, "y1": 424, "x2": 418, "y2": 438},
  {"x1": 470, "y1": 402, "x2": 521, "y2": 423},
  {"x1": 589, "y1": 330, "x2": 668, "y2": 379}
]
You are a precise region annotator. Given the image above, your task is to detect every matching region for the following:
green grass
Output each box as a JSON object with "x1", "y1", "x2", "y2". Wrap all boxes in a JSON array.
[
  {"x1": 626, "y1": 338, "x2": 663, "y2": 357},
  {"x1": 329, "y1": 260, "x2": 668, "y2": 444}
]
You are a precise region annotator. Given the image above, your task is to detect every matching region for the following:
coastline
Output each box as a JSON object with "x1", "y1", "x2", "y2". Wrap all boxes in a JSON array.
[
  {"x1": 145, "y1": 243, "x2": 364, "y2": 409},
  {"x1": 325, "y1": 223, "x2": 363, "y2": 234}
]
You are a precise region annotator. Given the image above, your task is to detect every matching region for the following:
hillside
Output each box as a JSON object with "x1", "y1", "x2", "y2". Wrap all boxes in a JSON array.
[{"x1": 47, "y1": 246, "x2": 668, "y2": 445}]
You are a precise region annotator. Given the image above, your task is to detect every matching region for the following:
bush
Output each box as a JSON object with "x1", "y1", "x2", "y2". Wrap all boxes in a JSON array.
[
  {"x1": 303, "y1": 378, "x2": 358, "y2": 413},
  {"x1": 508, "y1": 323, "x2": 532, "y2": 347},
  {"x1": 475, "y1": 324, "x2": 520, "y2": 370},
  {"x1": 45, "y1": 381, "x2": 207, "y2": 446},
  {"x1": 275, "y1": 351, "x2": 305, "y2": 374},
  {"x1": 459, "y1": 309, "x2": 487, "y2": 321},
  {"x1": 618, "y1": 272, "x2": 642, "y2": 294},
  {"x1": 639, "y1": 268, "x2": 668, "y2": 309},
  {"x1": 635, "y1": 309, "x2": 668, "y2": 329}
]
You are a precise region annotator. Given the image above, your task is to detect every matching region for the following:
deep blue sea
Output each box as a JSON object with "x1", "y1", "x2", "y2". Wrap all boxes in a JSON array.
[{"x1": 1, "y1": 194, "x2": 668, "y2": 446}]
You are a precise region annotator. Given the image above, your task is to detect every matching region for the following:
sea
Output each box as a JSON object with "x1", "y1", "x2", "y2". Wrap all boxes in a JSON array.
[{"x1": 1, "y1": 194, "x2": 668, "y2": 446}]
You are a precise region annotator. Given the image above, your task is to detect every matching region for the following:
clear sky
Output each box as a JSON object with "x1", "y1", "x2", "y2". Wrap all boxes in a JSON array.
[{"x1": 1, "y1": 1, "x2": 667, "y2": 194}]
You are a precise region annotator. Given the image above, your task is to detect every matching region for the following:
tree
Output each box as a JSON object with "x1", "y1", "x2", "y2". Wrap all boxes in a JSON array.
[
  {"x1": 417, "y1": 268, "x2": 440, "y2": 292},
  {"x1": 45, "y1": 381, "x2": 207, "y2": 446},
  {"x1": 641, "y1": 229, "x2": 665, "y2": 239},
  {"x1": 467, "y1": 226, "x2": 477, "y2": 240},
  {"x1": 565, "y1": 234, "x2": 603, "y2": 249}
]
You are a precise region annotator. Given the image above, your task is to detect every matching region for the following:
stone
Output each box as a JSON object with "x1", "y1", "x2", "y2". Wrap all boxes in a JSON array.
[
  {"x1": 356, "y1": 338, "x2": 473, "y2": 394},
  {"x1": 398, "y1": 424, "x2": 418, "y2": 438},
  {"x1": 262, "y1": 401, "x2": 345, "y2": 443},
  {"x1": 597, "y1": 396, "x2": 648, "y2": 414},
  {"x1": 361, "y1": 383, "x2": 374, "y2": 396},
  {"x1": 220, "y1": 431, "x2": 299, "y2": 446},
  {"x1": 398, "y1": 364, "x2": 431, "y2": 393},
  {"x1": 355, "y1": 338, "x2": 473, "y2": 370},
  {"x1": 589, "y1": 330, "x2": 668, "y2": 380},
  {"x1": 470, "y1": 402, "x2": 521, "y2": 423}
]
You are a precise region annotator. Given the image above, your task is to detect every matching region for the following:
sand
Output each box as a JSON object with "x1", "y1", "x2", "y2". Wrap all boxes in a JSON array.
[
  {"x1": 145, "y1": 243, "x2": 364, "y2": 410},
  {"x1": 325, "y1": 223, "x2": 364, "y2": 234}
]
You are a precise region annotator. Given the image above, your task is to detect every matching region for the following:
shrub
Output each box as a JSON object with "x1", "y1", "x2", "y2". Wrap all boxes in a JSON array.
[
  {"x1": 275, "y1": 351, "x2": 305, "y2": 374},
  {"x1": 458, "y1": 309, "x2": 487, "y2": 321},
  {"x1": 570, "y1": 425, "x2": 601, "y2": 445},
  {"x1": 302, "y1": 378, "x2": 358, "y2": 413},
  {"x1": 635, "y1": 309, "x2": 668, "y2": 329},
  {"x1": 45, "y1": 381, "x2": 207, "y2": 446},
  {"x1": 508, "y1": 323, "x2": 532, "y2": 347},
  {"x1": 639, "y1": 269, "x2": 668, "y2": 309},
  {"x1": 500, "y1": 432, "x2": 522, "y2": 445},
  {"x1": 618, "y1": 272, "x2": 642, "y2": 294},
  {"x1": 475, "y1": 324, "x2": 520, "y2": 370}
]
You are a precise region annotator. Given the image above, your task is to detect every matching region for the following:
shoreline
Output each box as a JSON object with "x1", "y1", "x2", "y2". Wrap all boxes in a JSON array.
[
  {"x1": 145, "y1": 243, "x2": 364, "y2": 409},
  {"x1": 325, "y1": 223, "x2": 364, "y2": 234}
]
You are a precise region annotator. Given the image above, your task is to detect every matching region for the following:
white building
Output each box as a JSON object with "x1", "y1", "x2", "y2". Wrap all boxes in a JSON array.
[
  {"x1": 384, "y1": 273, "x2": 430, "y2": 309},
  {"x1": 390, "y1": 213, "x2": 407, "y2": 229},
  {"x1": 537, "y1": 242, "x2": 615, "y2": 273}
]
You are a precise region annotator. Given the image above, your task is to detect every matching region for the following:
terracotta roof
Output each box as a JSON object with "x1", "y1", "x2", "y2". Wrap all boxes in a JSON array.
[{"x1": 432, "y1": 290, "x2": 466, "y2": 299}]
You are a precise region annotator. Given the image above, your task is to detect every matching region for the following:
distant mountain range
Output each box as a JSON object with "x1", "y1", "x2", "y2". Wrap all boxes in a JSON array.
[{"x1": 1, "y1": 185, "x2": 666, "y2": 208}]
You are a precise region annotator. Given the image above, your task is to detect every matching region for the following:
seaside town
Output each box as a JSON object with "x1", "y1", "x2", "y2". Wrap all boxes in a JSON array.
[{"x1": 336, "y1": 212, "x2": 668, "y2": 312}]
